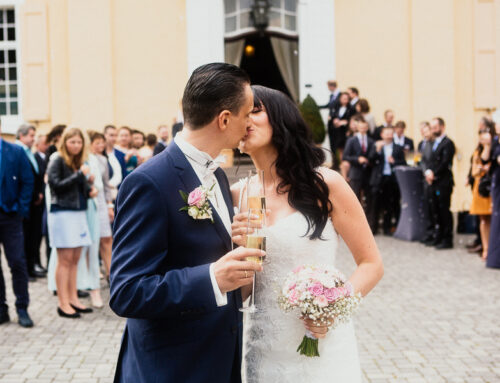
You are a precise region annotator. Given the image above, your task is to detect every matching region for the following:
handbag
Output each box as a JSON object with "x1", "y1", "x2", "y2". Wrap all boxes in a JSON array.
[{"x1": 478, "y1": 173, "x2": 491, "y2": 197}]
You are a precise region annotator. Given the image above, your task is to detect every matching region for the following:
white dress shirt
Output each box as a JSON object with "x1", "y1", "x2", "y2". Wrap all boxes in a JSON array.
[
  {"x1": 356, "y1": 133, "x2": 368, "y2": 151},
  {"x1": 174, "y1": 135, "x2": 231, "y2": 307},
  {"x1": 383, "y1": 143, "x2": 393, "y2": 175},
  {"x1": 393, "y1": 133, "x2": 405, "y2": 147},
  {"x1": 350, "y1": 97, "x2": 359, "y2": 106}
]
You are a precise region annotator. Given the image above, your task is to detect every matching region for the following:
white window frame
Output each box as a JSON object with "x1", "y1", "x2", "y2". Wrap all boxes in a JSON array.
[
  {"x1": 0, "y1": 0, "x2": 24, "y2": 135},
  {"x1": 224, "y1": 0, "x2": 298, "y2": 39}
]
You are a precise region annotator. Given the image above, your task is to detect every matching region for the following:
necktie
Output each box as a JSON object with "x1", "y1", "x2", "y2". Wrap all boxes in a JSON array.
[{"x1": 361, "y1": 137, "x2": 366, "y2": 153}]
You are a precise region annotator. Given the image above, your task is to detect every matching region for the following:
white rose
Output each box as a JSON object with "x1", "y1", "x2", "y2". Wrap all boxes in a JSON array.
[{"x1": 188, "y1": 206, "x2": 199, "y2": 218}]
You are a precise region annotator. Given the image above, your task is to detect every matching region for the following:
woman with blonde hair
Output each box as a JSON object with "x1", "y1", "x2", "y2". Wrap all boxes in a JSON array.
[{"x1": 47, "y1": 127, "x2": 97, "y2": 318}]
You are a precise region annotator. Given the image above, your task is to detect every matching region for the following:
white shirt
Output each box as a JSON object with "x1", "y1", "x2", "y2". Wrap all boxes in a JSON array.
[
  {"x1": 107, "y1": 149, "x2": 123, "y2": 188},
  {"x1": 383, "y1": 143, "x2": 393, "y2": 175},
  {"x1": 338, "y1": 105, "x2": 347, "y2": 118},
  {"x1": 175, "y1": 135, "x2": 231, "y2": 307},
  {"x1": 350, "y1": 97, "x2": 359, "y2": 106},
  {"x1": 356, "y1": 133, "x2": 368, "y2": 151},
  {"x1": 393, "y1": 133, "x2": 405, "y2": 147},
  {"x1": 37, "y1": 151, "x2": 46, "y2": 161}
]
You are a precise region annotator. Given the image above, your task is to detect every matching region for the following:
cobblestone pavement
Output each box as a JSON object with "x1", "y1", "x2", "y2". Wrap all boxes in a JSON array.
[{"x1": 1, "y1": 205, "x2": 499, "y2": 381}]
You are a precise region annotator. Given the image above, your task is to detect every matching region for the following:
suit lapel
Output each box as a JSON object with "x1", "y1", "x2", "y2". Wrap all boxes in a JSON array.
[{"x1": 169, "y1": 142, "x2": 232, "y2": 251}]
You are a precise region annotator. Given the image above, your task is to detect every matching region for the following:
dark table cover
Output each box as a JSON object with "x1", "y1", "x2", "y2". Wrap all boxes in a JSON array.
[{"x1": 393, "y1": 166, "x2": 429, "y2": 241}]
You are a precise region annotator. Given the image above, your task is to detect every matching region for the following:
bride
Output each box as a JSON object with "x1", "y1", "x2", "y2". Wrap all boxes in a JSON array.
[{"x1": 231, "y1": 85, "x2": 384, "y2": 382}]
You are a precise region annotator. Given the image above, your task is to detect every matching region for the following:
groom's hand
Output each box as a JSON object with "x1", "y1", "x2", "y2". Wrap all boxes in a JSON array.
[{"x1": 213, "y1": 247, "x2": 264, "y2": 294}]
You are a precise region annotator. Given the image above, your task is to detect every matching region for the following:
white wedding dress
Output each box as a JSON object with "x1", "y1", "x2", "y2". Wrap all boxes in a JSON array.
[{"x1": 243, "y1": 211, "x2": 362, "y2": 382}]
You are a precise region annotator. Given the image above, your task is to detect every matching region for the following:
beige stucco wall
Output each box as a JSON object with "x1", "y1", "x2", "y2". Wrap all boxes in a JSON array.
[
  {"x1": 335, "y1": 0, "x2": 500, "y2": 211},
  {"x1": 20, "y1": 0, "x2": 188, "y2": 135}
]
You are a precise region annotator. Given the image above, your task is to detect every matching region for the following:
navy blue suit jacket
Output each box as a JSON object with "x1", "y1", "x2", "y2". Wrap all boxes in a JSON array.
[
  {"x1": 0, "y1": 139, "x2": 34, "y2": 218},
  {"x1": 109, "y1": 141, "x2": 241, "y2": 383}
]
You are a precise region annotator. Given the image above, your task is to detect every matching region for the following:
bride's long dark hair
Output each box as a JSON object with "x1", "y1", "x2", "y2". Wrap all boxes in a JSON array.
[{"x1": 251, "y1": 85, "x2": 332, "y2": 240}]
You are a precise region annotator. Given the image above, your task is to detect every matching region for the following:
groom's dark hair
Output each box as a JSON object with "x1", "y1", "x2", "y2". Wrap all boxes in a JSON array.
[{"x1": 182, "y1": 63, "x2": 250, "y2": 129}]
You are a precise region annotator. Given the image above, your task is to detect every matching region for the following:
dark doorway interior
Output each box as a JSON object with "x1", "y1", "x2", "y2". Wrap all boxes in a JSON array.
[{"x1": 239, "y1": 34, "x2": 291, "y2": 97}]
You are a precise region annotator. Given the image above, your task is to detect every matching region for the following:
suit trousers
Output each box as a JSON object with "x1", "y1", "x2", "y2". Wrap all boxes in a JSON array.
[
  {"x1": 23, "y1": 203, "x2": 44, "y2": 272},
  {"x1": 350, "y1": 177, "x2": 371, "y2": 214},
  {"x1": 430, "y1": 183, "x2": 453, "y2": 244},
  {"x1": 370, "y1": 175, "x2": 399, "y2": 234},
  {"x1": 0, "y1": 210, "x2": 30, "y2": 312}
]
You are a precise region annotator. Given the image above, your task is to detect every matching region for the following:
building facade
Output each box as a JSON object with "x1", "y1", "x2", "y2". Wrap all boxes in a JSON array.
[{"x1": 2, "y1": 0, "x2": 500, "y2": 209}]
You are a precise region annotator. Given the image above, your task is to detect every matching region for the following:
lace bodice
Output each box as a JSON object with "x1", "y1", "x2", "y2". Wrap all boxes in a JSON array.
[{"x1": 243, "y1": 212, "x2": 361, "y2": 382}]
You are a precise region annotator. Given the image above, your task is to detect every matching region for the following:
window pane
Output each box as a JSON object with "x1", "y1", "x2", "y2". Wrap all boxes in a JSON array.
[
  {"x1": 240, "y1": 0, "x2": 251, "y2": 10},
  {"x1": 8, "y1": 50, "x2": 15, "y2": 63},
  {"x1": 240, "y1": 11, "x2": 252, "y2": 29},
  {"x1": 0, "y1": 68, "x2": 5, "y2": 81},
  {"x1": 285, "y1": 0, "x2": 296, "y2": 12},
  {"x1": 9, "y1": 84, "x2": 16, "y2": 98},
  {"x1": 224, "y1": 0, "x2": 236, "y2": 14},
  {"x1": 0, "y1": 10, "x2": 4, "y2": 25},
  {"x1": 7, "y1": 27, "x2": 15, "y2": 41},
  {"x1": 270, "y1": 0, "x2": 281, "y2": 8},
  {"x1": 0, "y1": 51, "x2": 4, "y2": 64},
  {"x1": 0, "y1": 102, "x2": 6, "y2": 115},
  {"x1": 225, "y1": 15, "x2": 237, "y2": 32},
  {"x1": 285, "y1": 15, "x2": 296, "y2": 30},
  {"x1": 0, "y1": 85, "x2": 5, "y2": 98},
  {"x1": 10, "y1": 101, "x2": 17, "y2": 115},
  {"x1": 8, "y1": 67, "x2": 16, "y2": 80},
  {"x1": 0, "y1": 28, "x2": 4, "y2": 41},
  {"x1": 6, "y1": 9, "x2": 14, "y2": 23},
  {"x1": 269, "y1": 10, "x2": 281, "y2": 27}
]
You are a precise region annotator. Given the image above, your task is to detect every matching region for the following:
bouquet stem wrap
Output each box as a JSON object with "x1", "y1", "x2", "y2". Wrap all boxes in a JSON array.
[{"x1": 297, "y1": 330, "x2": 320, "y2": 357}]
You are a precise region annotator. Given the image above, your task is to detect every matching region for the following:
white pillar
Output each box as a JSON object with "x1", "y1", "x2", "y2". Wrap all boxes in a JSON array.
[{"x1": 186, "y1": 0, "x2": 225, "y2": 75}]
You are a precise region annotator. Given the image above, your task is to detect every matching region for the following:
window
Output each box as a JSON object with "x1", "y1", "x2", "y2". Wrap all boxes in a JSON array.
[
  {"x1": 224, "y1": 0, "x2": 297, "y2": 37},
  {"x1": 0, "y1": 8, "x2": 18, "y2": 116}
]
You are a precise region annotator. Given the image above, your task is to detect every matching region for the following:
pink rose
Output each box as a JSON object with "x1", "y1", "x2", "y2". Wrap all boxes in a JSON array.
[
  {"x1": 324, "y1": 288, "x2": 341, "y2": 302},
  {"x1": 308, "y1": 282, "x2": 324, "y2": 297},
  {"x1": 188, "y1": 187, "x2": 205, "y2": 208},
  {"x1": 314, "y1": 295, "x2": 328, "y2": 307},
  {"x1": 288, "y1": 283, "x2": 296, "y2": 291},
  {"x1": 288, "y1": 289, "x2": 299, "y2": 305}
]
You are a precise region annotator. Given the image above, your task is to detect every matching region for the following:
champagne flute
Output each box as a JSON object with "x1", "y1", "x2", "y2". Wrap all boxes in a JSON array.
[{"x1": 240, "y1": 208, "x2": 267, "y2": 313}]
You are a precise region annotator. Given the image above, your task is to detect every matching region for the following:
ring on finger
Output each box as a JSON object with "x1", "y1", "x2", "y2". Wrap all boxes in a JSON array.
[{"x1": 245, "y1": 270, "x2": 248, "y2": 278}]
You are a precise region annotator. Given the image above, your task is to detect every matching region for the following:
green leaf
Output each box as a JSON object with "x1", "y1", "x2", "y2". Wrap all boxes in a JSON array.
[
  {"x1": 179, "y1": 206, "x2": 189, "y2": 212},
  {"x1": 179, "y1": 190, "x2": 188, "y2": 203}
]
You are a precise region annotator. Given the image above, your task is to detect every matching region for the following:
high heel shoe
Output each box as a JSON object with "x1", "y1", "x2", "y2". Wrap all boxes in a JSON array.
[
  {"x1": 70, "y1": 304, "x2": 93, "y2": 314},
  {"x1": 57, "y1": 307, "x2": 81, "y2": 318}
]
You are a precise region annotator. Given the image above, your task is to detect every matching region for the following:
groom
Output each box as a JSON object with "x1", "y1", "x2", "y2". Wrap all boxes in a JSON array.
[{"x1": 109, "y1": 63, "x2": 263, "y2": 382}]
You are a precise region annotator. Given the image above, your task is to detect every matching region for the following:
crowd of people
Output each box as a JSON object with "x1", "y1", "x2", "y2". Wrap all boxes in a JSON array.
[
  {"x1": 320, "y1": 80, "x2": 500, "y2": 267},
  {"x1": 0, "y1": 121, "x2": 182, "y2": 326}
]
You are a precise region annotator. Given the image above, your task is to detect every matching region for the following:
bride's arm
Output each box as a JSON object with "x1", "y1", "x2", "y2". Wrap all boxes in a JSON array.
[{"x1": 321, "y1": 168, "x2": 384, "y2": 297}]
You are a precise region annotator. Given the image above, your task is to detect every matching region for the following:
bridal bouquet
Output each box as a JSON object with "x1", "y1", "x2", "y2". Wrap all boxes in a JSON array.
[{"x1": 278, "y1": 265, "x2": 362, "y2": 357}]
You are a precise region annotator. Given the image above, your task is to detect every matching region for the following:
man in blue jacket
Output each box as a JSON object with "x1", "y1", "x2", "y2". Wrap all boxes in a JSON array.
[{"x1": 0, "y1": 122, "x2": 35, "y2": 327}]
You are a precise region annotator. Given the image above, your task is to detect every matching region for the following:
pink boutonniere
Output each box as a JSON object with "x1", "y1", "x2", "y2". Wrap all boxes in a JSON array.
[{"x1": 179, "y1": 184, "x2": 215, "y2": 223}]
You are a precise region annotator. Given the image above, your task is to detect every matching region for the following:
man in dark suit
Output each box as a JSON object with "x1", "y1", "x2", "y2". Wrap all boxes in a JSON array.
[
  {"x1": 153, "y1": 124, "x2": 170, "y2": 156},
  {"x1": 417, "y1": 122, "x2": 436, "y2": 243},
  {"x1": 0, "y1": 122, "x2": 35, "y2": 327},
  {"x1": 368, "y1": 125, "x2": 406, "y2": 234},
  {"x1": 423, "y1": 117, "x2": 456, "y2": 249},
  {"x1": 343, "y1": 120, "x2": 374, "y2": 211},
  {"x1": 110, "y1": 63, "x2": 263, "y2": 383},
  {"x1": 16, "y1": 124, "x2": 47, "y2": 280},
  {"x1": 393, "y1": 120, "x2": 414, "y2": 152},
  {"x1": 319, "y1": 80, "x2": 340, "y2": 116},
  {"x1": 372, "y1": 109, "x2": 395, "y2": 141},
  {"x1": 347, "y1": 87, "x2": 360, "y2": 110}
]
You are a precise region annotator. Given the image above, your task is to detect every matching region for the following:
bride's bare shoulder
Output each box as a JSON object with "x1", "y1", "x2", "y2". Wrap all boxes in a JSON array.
[{"x1": 317, "y1": 167, "x2": 350, "y2": 194}]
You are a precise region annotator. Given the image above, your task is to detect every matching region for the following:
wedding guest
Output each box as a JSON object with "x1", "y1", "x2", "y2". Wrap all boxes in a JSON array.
[
  {"x1": 132, "y1": 130, "x2": 145, "y2": 150},
  {"x1": 115, "y1": 126, "x2": 139, "y2": 178},
  {"x1": 487, "y1": 120, "x2": 500, "y2": 268},
  {"x1": 47, "y1": 127, "x2": 97, "y2": 318},
  {"x1": 320, "y1": 81, "x2": 340, "y2": 143},
  {"x1": 0, "y1": 122, "x2": 34, "y2": 327},
  {"x1": 347, "y1": 87, "x2": 359, "y2": 109},
  {"x1": 331, "y1": 92, "x2": 354, "y2": 169},
  {"x1": 340, "y1": 114, "x2": 364, "y2": 181},
  {"x1": 46, "y1": 124, "x2": 66, "y2": 159},
  {"x1": 355, "y1": 98, "x2": 376, "y2": 135},
  {"x1": 153, "y1": 125, "x2": 170, "y2": 156},
  {"x1": 368, "y1": 125, "x2": 406, "y2": 235},
  {"x1": 469, "y1": 119, "x2": 495, "y2": 260},
  {"x1": 16, "y1": 124, "x2": 46, "y2": 280},
  {"x1": 104, "y1": 125, "x2": 123, "y2": 193},
  {"x1": 424, "y1": 117, "x2": 455, "y2": 249},
  {"x1": 372, "y1": 109, "x2": 395, "y2": 141},
  {"x1": 139, "y1": 134, "x2": 157, "y2": 162},
  {"x1": 343, "y1": 120, "x2": 374, "y2": 212},
  {"x1": 393, "y1": 120, "x2": 414, "y2": 152},
  {"x1": 34, "y1": 134, "x2": 50, "y2": 265}
]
